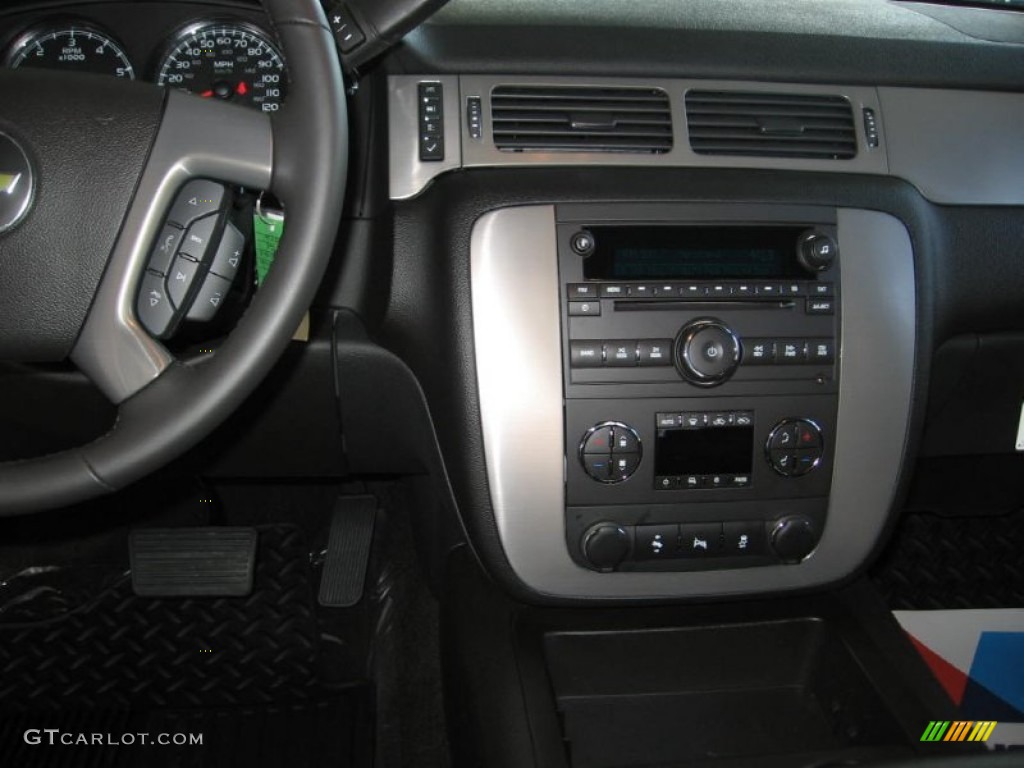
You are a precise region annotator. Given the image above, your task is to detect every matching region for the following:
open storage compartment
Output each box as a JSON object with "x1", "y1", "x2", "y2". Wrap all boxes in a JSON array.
[{"x1": 545, "y1": 618, "x2": 911, "y2": 768}]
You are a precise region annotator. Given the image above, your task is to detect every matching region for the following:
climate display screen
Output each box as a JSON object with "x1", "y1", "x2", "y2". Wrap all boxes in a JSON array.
[
  {"x1": 655, "y1": 426, "x2": 754, "y2": 476},
  {"x1": 581, "y1": 225, "x2": 806, "y2": 281}
]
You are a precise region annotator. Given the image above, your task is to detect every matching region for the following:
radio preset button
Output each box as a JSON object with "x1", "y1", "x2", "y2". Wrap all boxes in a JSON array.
[
  {"x1": 570, "y1": 341, "x2": 604, "y2": 368},
  {"x1": 605, "y1": 341, "x2": 638, "y2": 366},
  {"x1": 630, "y1": 284, "x2": 655, "y2": 298},
  {"x1": 757, "y1": 283, "x2": 781, "y2": 297},
  {"x1": 655, "y1": 283, "x2": 681, "y2": 297},
  {"x1": 568, "y1": 300, "x2": 601, "y2": 317},
  {"x1": 638, "y1": 340, "x2": 673, "y2": 366},
  {"x1": 680, "y1": 283, "x2": 706, "y2": 298},
  {"x1": 709, "y1": 283, "x2": 732, "y2": 297}
]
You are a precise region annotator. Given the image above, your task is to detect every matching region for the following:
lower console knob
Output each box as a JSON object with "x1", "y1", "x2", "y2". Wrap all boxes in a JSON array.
[
  {"x1": 582, "y1": 523, "x2": 631, "y2": 571},
  {"x1": 674, "y1": 318, "x2": 741, "y2": 386},
  {"x1": 770, "y1": 516, "x2": 818, "y2": 562}
]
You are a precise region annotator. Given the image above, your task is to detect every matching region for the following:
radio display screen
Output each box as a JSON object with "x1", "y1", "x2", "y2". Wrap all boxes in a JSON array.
[
  {"x1": 655, "y1": 426, "x2": 754, "y2": 476},
  {"x1": 581, "y1": 225, "x2": 806, "y2": 281}
]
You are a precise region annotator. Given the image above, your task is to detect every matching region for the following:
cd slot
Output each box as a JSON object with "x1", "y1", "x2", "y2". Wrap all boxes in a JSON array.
[{"x1": 615, "y1": 300, "x2": 795, "y2": 312}]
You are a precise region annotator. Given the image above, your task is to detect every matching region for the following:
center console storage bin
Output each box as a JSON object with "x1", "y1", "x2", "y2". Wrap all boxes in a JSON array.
[{"x1": 544, "y1": 618, "x2": 907, "y2": 767}]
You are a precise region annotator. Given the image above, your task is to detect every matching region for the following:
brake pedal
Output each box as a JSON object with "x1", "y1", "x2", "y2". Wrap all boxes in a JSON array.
[
  {"x1": 130, "y1": 527, "x2": 259, "y2": 597},
  {"x1": 318, "y1": 496, "x2": 376, "y2": 608}
]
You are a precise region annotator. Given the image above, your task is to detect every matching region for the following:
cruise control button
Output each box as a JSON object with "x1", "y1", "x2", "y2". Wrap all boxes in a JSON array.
[
  {"x1": 167, "y1": 180, "x2": 225, "y2": 228},
  {"x1": 210, "y1": 221, "x2": 244, "y2": 281},
  {"x1": 148, "y1": 223, "x2": 184, "y2": 276},
  {"x1": 679, "y1": 523, "x2": 722, "y2": 557},
  {"x1": 611, "y1": 427, "x2": 640, "y2": 454},
  {"x1": 568, "y1": 301, "x2": 601, "y2": 317},
  {"x1": 187, "y1": 272, "x2": 231, "y2": 322},
  {"x1": 167, "y1": 255, "x2": 201, "y2": 309},
  {"x1": 583, "y1": 426, "x2": 613, "y2": 454},
  {"x1": 638, "y1": 340, "x2": 672, "y2": 366},
  {"x1": 570, "y1": 341, "x2": 603, "y2": 368},
  {"x1": 723, "y1": 521, "x2": 765, "y2": 555},
  {"x1": 137, "y1": 271, "x2": 175, "y2": 338},
  {"x1": 605, "y1": 341, "x2": 637, "y2": 366},
  {"x1": 634, "y1": 525, "x2": 679, "y2": 560}
]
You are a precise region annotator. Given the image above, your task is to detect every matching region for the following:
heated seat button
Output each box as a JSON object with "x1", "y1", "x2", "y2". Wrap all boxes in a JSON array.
[
  {"x1": 148, "y1": 223, "x2": 184, "y2": 276},
  {"x1": 187, "y1": 272, "x2": 232, "y2": 323},
  {"x1": 167, "y1": 255, "x2": 201, "y2": 310},
  {"x1": 769, "y1": 425, "x2": 798, "y2": 450},
  {"x1": 137, "y1": 271, "x2": 175, "y2": 338},
  {"x1": 679, "y1": 523, "x2": 722, "y2": 557},
  {"x1": 634, "y1": 525, "x2": 680, "y2": 560},
  {"x1": 167, "y1": 180, "x2": 225, "y2": 228},
  {"x1": 723, "y1": 521, "x2": 765, "y2": 555}
]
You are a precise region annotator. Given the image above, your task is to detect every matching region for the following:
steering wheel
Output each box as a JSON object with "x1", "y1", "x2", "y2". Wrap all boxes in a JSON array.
[{"x1": 0, "y1": 0, "x2": 347, "y2": 514}]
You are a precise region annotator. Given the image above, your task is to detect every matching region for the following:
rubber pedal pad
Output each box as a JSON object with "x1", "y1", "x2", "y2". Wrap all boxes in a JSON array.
[
  {"x1": 318, "y1": 496, "x2": 376, "y2": 608},
  {"x1": 130, "y1": 527, "x2": 258, "y2": 597}
]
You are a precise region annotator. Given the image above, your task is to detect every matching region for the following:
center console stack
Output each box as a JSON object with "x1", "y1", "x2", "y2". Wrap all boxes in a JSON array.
[{"x1": 559, "y1": 204, "x2": 841, "y2": 573}]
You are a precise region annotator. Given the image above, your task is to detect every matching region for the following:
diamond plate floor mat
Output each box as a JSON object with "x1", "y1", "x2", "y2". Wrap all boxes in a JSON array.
[
  {"x1": 873, "y1": 511, "x2": 1024, "y2": 610},
  {"x1": 0, "y1": 524, "x2": 372, "y2": 767}
]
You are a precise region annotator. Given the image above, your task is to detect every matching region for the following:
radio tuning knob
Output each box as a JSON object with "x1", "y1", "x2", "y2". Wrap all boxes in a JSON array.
[
  {"x1": 674, "y1": 318, "x2": 742, "y2": 387},
  {"x1": 797, "y1": 230, "x2": 838, "y2": 273}
]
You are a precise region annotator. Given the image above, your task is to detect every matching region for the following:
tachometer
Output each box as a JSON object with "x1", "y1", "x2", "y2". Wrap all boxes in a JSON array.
[
  {"x1": 6, "y1": 26, "x2": 134, "y2": 79},
  {"x1": 156, "y1": 23, "x2": 286, "y2": 113}
]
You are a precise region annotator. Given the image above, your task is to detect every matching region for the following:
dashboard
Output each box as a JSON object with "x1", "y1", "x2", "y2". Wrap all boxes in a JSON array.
[{"x1": 0, "y1": 1, "x2": 286, "y2": 111}]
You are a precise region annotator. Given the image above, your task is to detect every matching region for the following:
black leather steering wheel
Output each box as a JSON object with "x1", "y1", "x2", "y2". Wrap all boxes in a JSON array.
[{"x1": 0, "y1": 0, "x2": 347, "y2": 514}]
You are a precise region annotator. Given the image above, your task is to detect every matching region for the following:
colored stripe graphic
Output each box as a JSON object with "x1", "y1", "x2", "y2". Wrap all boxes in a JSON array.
[{"x1": 922, "y1": 721, "x2": 998, "y2": 742}]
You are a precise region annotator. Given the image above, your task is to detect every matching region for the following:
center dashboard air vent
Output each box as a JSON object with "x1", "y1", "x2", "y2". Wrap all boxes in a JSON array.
[
  {"x1": 685, "y1": 90, "x2": 857, "y2": 160},
  {"x1": 491, "y1": 85, "x2": 673, "y2": 154}
]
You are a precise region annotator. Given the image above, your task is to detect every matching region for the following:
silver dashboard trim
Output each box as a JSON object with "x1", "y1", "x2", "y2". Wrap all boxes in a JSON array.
[
  {"x1": 471, "y1": 206, "x2": 915, "y2": 599},
  {"x1": 392, "y1": 75, "x2": 887, "y2": 200},
  {"x1": 71, "y1": 90, "x2": 273, "y2": 404}
]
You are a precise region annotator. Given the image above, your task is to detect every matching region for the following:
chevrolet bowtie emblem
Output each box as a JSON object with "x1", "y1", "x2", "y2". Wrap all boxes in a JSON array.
[{"x1": 0, "y1": 172, "x2": 22, "y2": 195}]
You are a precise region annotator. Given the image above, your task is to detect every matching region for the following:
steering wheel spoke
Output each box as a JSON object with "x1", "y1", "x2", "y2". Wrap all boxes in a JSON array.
[{"x1": 70, "y1": 91, "x2": 273, "y2": 404}]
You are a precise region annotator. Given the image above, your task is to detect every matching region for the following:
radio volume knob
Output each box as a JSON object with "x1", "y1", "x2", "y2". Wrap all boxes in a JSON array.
[
  {"x1": 674, "y1": 318, "x2": 742, "y2": 387},
  {"x1": 797, "y1": 230, "x2": 838, "y2": 272}
]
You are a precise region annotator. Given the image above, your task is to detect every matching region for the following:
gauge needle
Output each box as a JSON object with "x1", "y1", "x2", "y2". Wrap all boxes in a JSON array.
[
  {"x1": 236, "y1": 82, "x2": 249, "y2": 96},
  {"x1": 200, "y1": 90, "x2": 214, "y2": 98}
]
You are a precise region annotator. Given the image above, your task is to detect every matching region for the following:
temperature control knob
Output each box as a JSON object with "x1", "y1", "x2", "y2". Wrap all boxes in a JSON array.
[
  {"x1": 582, "y1": 523, "x2": 631, "y2": 571},
  {"x1": 797, "y1": 230, "x2": 838, "y2": 272},
  {"x1": 674, "y1": 318, "x2": 741, "y2": 386}
]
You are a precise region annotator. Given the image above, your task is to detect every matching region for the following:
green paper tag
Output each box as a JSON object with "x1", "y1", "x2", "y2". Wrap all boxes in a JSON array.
[{"x1": 253, "y1": 209, "x2": 285, "y2": 286}]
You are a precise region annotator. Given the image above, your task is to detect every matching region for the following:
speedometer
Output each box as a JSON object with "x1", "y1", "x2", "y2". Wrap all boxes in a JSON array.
[
  {"x1": 156, "y1": 23, "x2": 286, "y2": 112},
  {"x1": 6, "y1": 26, "x2": 134, "y2": 79}
]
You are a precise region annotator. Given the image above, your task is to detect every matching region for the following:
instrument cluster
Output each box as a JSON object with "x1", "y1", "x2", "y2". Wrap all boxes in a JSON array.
[{"x1": 3, "y1": 17, "x2": 286, "y2": 112}]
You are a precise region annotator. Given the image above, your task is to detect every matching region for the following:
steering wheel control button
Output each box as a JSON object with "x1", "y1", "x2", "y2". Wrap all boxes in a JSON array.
[
  {"x1": 634, "y1": 525, "x2": 680, "y2": 560},
  {"x1": 137, "y1": 272, "x2": 175, "y2": 338},
  {"x1": 210, "y1": 221, "x2": 245, "y2": 282},
  {"x1": 767, "y1": 419, "x2": 824, "y2": 477},
  {"x1": 167, "y1": 180, "x2": 226, "y2": 228},
  {"x1": 679, "y1": 523, "x2": 723, "y2": 558},
  {"x1": 148, "y1": 223, "x2": 185, "y2": 276},
  {"x1": 187, "y1": 272, "x2": 231, "y2": 323},
  {"x1": 180, "y1": 215, "x2": 219, "y2": 262},
  {"x1": 580, "y1": 422, "x2": 642, "y2": 483},
  {"x1": 675, "y1": 319, "x2": 741, "y2": 386},
  {"x1": 582, "y1": 523, "x2": 631, "y2": 571},
  {"x1": 771, "y1": 516, "x2": 819, "y2": 562},
  {"x1": 418, "y1": 83, "x2": 444, "y2": 162},
  {"x1": 327, "y1": 4, "x2": 367, "y2": 53},
  {"x1": 0, "y1": 131, "x2": 34, "y2": 234},
  {"x1": 167, "y1": 255, "x2": 200, "y2": 309},
  {"x1": 723, "y1": 521, "x2": 766, "y2": 556}
]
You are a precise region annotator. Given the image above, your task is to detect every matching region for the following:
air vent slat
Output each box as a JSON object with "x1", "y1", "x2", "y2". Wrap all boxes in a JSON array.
[
  {"x1": 686, "y1": 90, "x2": 857, "y2": 160},
  {"x1": 491, "y1": 85, "x2": 672, "y2": 154}
]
